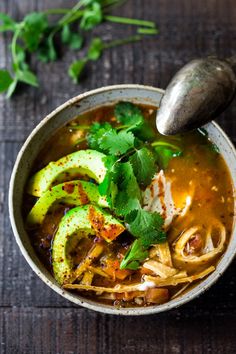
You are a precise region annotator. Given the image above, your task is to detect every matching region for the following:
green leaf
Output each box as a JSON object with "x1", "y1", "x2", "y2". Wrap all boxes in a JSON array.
[
  {"x1": 126, "y1": 208, "x2": 166, "y2": 248},
  {"x1": 61, "y1": 24, "x2": 71, "y2": 43},
  {"x1": 98, "y1": 156, "x2": 117, "y2": 194},
  {"x1": 87, "y1": 37, "x2": 103, "y2": 60},
  {"x1": 0, "y1": 69, "x2": 14, "y2": 93},
  {"x1": 61, "y1": 25, "x2": 83, "y2": 50},
  {"x1": 16, "y1": 70, "x2": 38, "y2": 87},
  {"x1": 153, "y1": 141, "x2": 182, "y2": 169},
  {"x1": 99, "y1": 130, "x2": 135, "y2": 155},
  {"x1": 13, "y1": 45, "x2": 28, "y2": 70},
  {"x1": 129, "y1": 147, "x2": 156, "y2": 185},
  {"x1": 22, "y1": 12, "x2": 48, "y2": 52},
  {"x1": 37, "y1": 36, "x2": 57, "y2": 62},
  {"x1": 87, "y1": 122, "x2": 113, "y2": 151},
  {"x1": 6, "y1": 79, "x2": 18, "y2": 98},
  {"x1": 68, "y1": 59, "x2": 88, "y2": 83},
  {"x1": 80, "y1": 2, "x2": 102, "y2": 30},
  {"x1": 114, "y1": 191, "x2": 140, "y2": 216},
  {"x1": 120, "y1": 239, "x2": 148, "y2": 270},
  {"x1": 131, "y1": 121, "x2": 155, "y2": 141},
  {"x1": 112, "y1": 161, "x2": 141, "y2": 216},
  {"x1": 114, "y1": 101, "x2": 144, "y2": 126},
  {"x1": 98, "y1": 155, "x2": 118, "y2": 207},
  {"x1": 0, "y1": 12, "x2": 16, "y2": 32}
]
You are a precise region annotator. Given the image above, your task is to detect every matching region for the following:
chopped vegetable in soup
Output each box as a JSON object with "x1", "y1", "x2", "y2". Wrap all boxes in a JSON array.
[{"x1": 24, "y1": 102, "x2": 235, "y2": 308}]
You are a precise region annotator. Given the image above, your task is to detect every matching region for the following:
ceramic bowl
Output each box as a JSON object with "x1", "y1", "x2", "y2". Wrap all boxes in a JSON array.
[{"x1": 9, "y1": 85, "x2": 236, "y2": 315}]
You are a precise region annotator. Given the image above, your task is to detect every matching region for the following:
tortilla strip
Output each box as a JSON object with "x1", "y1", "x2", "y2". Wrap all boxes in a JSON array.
[
  {"x1": 144, "y1": 266, "x2": 215, "y2": 287},
  {"x1": 143, "y1": 260, "x2": 177, "y2": 278},
  {"x1": 63, "y1": 282, "x2": 146, "y2": 293}
]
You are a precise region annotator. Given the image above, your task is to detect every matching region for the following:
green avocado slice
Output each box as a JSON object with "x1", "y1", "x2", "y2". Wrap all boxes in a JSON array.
[
  {"x1": 52, "y1": 205, "x2": 125, "y2": 285},
  {"x1": 26, "y1": 180, "x2": 108, "y2": 226},
  {"x1": 27, "y1": 149, "x2": 107, "y2": 197}
]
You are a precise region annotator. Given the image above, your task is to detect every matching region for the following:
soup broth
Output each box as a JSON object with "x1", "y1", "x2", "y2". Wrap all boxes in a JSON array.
[{"x1": 24, "y1": 103, "x2": 234, "y2": 307}]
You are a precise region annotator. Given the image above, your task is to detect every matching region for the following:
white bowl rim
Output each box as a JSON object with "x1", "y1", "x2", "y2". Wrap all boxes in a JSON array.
[{"x1": 8, "y1": 84, "x2": 236, "y2": 315}]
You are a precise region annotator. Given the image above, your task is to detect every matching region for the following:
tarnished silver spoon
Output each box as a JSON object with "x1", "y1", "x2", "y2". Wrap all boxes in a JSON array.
[{"x1": 156, "y1": 56, "x2": 236, "y2": 135}]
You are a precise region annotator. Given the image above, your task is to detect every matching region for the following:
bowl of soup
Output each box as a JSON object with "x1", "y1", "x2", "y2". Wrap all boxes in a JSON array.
[{"x1": 9, "y1": 85, "x2": 236, "y2": 315}]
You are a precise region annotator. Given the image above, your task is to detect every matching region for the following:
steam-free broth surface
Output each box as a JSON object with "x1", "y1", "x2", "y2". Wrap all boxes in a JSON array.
[{"x1": 24, "y1": 103, "x2": 234, "y2": 307}]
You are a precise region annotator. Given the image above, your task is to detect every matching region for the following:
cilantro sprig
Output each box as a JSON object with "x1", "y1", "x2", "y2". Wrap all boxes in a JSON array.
[
  {"x1": 87, "y1": 101, "x2": 168, "y2": 269},
  {"x1": 120, "y1": 239, "x2": 148, "y2": 270},
  {"x1": 0, "y1": 1, "x2": 158, "y2": 97}
]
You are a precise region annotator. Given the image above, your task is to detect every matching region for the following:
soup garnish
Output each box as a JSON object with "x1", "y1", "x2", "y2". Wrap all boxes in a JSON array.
[{"x1": 24, "y1": 102, "x2": 234, "y2": 307}]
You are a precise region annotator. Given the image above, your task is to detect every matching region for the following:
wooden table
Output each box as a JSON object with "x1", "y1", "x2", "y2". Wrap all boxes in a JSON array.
[{"x1": 0, "y1": 0, "x2": 236, "y2": 353}]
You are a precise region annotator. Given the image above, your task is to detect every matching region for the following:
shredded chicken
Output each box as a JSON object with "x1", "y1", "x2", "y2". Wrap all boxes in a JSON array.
[{"x1": 143, "y1": 171, "x2": 194, "y2": 228}]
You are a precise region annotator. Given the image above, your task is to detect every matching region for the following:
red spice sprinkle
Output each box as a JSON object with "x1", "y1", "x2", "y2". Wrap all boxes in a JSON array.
[{"x1": 63, "y1": 183, "x2": 75, "y2": 194}]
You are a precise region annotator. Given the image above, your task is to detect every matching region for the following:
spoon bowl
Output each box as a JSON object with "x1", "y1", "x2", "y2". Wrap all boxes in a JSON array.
[{"x1": 156, "y1": 57, "x2": 236, "y2": 135}]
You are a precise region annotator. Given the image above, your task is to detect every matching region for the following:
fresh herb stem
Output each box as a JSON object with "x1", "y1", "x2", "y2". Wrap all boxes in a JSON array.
[
  {"x1": 11, "y1": 24, "x2": 23, "y2": 70},
  {"x1": 102, "y1": 0, "x2": 126, "y2": 9},
  {"x1": 104, "y1": 15, "x2": 156, "y2": 28},
  {"x1": 151, "y1": 141, "x2": 179, "y2": 149},
  {"x1": 103, "y1": 35, "x2": 142, "y2": 49},
  {"x1": 64, "y1": 11, "x2": 83, "y2": 25},
  {"x1": 116, "y1": 124, "x2": 130, "y2": 130},
  {"x1": 74, "y1": 136, "x2": 87, "y2": 146},
  {"x1": 58, "y1": 1, "x2": 83, "y2": 27},
  {"x1": 69, "y1": 124, "x2": 90, "y2": 130},
  {"x1": 0, "y1": 1, "x2": 159, "y2": 96},
  {"x1": 49, "y1": 1, "x2": 83, "y2": 39},
  {"x1": 137, "y1": 27, "x2": 159, "y2": 35},
  {"x1": 43, "y1": 9, "x2": 70, "y2": 15}
]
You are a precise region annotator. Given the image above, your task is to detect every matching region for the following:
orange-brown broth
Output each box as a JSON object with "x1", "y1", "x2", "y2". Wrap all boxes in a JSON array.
[{"x1": 24, "y1": 105, "x2": 235, "y2": 307}]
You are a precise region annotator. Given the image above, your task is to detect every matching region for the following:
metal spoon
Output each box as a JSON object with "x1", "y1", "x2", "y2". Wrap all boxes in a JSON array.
[{"x1": 156, "y1": 56, "x2": 236, "y2": 135}]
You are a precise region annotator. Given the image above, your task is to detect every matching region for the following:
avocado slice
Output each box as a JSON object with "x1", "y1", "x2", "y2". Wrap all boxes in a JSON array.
[
  {"x1": 52, "y1": 205, "x2": 125, "y2": 285},
  {"x1": 26, "y1": 180, "x2": 108, "y2": 226},
  {"x1": 27, "y1": 149, "x2": 107, "y2": 197}
]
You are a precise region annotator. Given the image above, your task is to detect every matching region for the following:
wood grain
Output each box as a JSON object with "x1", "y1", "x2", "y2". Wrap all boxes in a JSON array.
[{"x1": 0, "y1": 0, "x2": 236, "y2": 353}]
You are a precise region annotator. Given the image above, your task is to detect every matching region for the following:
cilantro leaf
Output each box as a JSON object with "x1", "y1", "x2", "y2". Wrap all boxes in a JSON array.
[
  {"x1": 153, "y1": 140, "x2": 182, "y2": 169},
  {"x1": 61, "y1": 25, "x2": 83, "y2": 50},
  {"x1": 0, "y1": 13, "x2": 16, "y2": 32},
  {"x1": 114, "y1": 102, "x2": 144, "y2": 126},
  {"x1": 37, "y1": 36, "x2": 57, "y2": 62},
  {"x1": 16, "y1": 69, "x2": 38, "y2": 87},
  {"x1": 0, "y1": 70, "x2": 13, "y2": 93},
  {"x1": 99, "y1": 159, "x2": 141, "y2": 212},
  {"x1": 114, "y1": 191, "x2": 140, "y2": 216},
  {"x1": 87, "y1": 122, "x2": 113, "y2": 150},
  {"x1": 22, "y1": 12, "x2": 48, "y2": 52},
  {"x1": 120, "y1": 239, "x2": 148, "y2": 270},
  {"x1": 99, "y1": 130, "x2": 135, "y2": 155},
  {"x1": 129, "y1": 147, "x2": 156, "y2": 185},
  {"x1": 6, "y1": 79, "x2": 18, "y2": 98},
  {"x1": 126, "y1": 208, "x2": 166, "y2": 248},
  {"x1": 98, "y1": 155, "x2": 118, "y2": 207},
  {"x1": 112, "y1": 161, "x2": 141, "y2": 216},
  {"x1": 80, "y1": 2, "x2": 102, "y2": 30},
  {"x1": 87, "y1": 37, "x2": 103, "y2": 60},
  {"x1": 68, "y1": 58, "x2": 88, "y2": 83},
  {"x1": 131, "y1": 121, "x2": 155, "y2": 141}
]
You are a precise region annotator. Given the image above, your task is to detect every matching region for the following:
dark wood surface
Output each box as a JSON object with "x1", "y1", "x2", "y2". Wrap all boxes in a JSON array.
[{"x1": 1, "y1": 0, "x2": 236, "y2": 353}]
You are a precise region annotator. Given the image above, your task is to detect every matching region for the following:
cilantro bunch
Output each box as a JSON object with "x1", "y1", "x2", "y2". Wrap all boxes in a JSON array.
[
  {"x1": 0, "y1": 0, "x2": 158, "y2": 97},
  {"x1": 87, "y1": 102, "x2": 168, "y2": 270}
]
